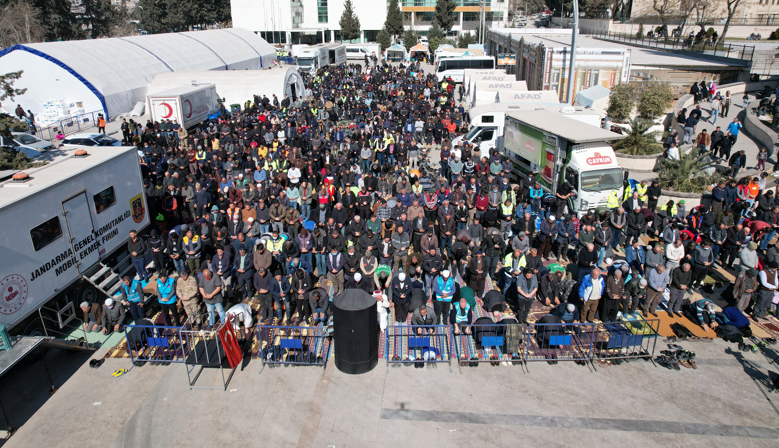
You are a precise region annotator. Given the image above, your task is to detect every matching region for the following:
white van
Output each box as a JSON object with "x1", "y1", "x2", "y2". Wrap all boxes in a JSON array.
[{"x1": 346, "y1": 46, "x2": 368, "y2": 60}]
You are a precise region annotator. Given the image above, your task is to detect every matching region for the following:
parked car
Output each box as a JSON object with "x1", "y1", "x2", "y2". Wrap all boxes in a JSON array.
[
  {"x1": 60, "y1": 133, "x2": 121, "y2": 147},
  {"x1": 1, "y1": 132, "x2": 54, "y2": 152}
]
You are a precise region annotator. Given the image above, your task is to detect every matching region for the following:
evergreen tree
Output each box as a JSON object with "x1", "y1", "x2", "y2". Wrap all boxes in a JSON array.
[
  {"x1": 457, "y1": 32, "x2": 475, "y2": 48},
  {"x1": 384, "y1": 0, "x2": 403, "y2": 40},
  {"x1": 376, "y1": 27, "x2": 391, "y2": 51},
  {"x1": 434, "y1": 0, "x2": 457, "y2": 32},
  {"x1": 427, "y1": 17, "x2": 446, "y2": 53},
  {"x1": 402, "y1": 27, "x2": 418, "y2": 50},
  {"x1": 339, "y1": 0, "x2": 361, "y2": 41}
]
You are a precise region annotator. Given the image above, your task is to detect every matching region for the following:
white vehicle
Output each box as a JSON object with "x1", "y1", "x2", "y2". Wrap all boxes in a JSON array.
[
  {"x1": 0, "y1": 146, "x2": 150, "y2": 335},
  {"x1": 60, "y1": 133, "x2": 121, "y2": 147},
  {"x1": 2, "y1": 132, "x2": 55, "y2": 152},
  {"x1": 419, "y1": 36, "x2": 429, "y2": 45},
  {"x1": 453, "y1": 103, "x2": 598, "y2": 158},
  {"x1": 346, "y1": 43, "x2": 382, "y2": 60},
  {"x1": 502, "y1": 109, "x2": 626, "y2": 216},
  {"x1": 435, "y1": 56, "x2": 495, "y2": 83},
  {"x1": 147, "y1": 84, "x2": 218, "y2": 129},
  {"x1": 296, "y1": 43, "x2": 347, "y2": 72}
]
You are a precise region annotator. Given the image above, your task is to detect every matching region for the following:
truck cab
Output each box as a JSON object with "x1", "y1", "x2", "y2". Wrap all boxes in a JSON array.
[
  {"x1": 296, "y1": 50, "x2": 319, "y2": 72},
  {"x1": 562, "y1": 143, "x2": 625, "y2": 213}
]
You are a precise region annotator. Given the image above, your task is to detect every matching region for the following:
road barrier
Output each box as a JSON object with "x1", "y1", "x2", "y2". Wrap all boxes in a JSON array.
[
  {"x1": 124, "y1": 324, "x2": 187, "y2": 364},
  {"x1": 453, "y1": 322, "x2": 524, "y2": 369},
  {"x1": 523, "y1": 322, "x2": 597, "y2": 371},
  {"x1": 257, "y1": 325, "x2": 331, "y2": 374},
  {"x1": 592, "y1": 317, "x2": 660, "y2": 366},
  {"x1": 385, "y1": 325, "x2": 455, "y2": 372}
]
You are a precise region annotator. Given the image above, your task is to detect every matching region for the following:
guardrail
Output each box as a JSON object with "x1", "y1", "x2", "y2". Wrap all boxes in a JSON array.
[
  {"x1": 524, "y1": 322, "x2": 598, "y2": 371},
  {"x1": 34, "y1": 110, "x2": 104, "y2": 142},
  {"x1": 385, "y1": 324, "x2": 455, "y2": 372},
  {"x1": 587, "y1": 30, "x2": 754, "y2": 61},
  {"x1": 591, "y1": 317, "x2": 660, "y2": 366},
  {"x1": 124, "y1": 324, "x2": 188, "y2": 364},
  {"x1": 257, "y1": 325, "x2": 331, "y2": 374}
]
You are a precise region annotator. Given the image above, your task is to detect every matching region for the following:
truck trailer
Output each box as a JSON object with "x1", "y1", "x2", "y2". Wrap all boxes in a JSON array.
[
  {"x1": 296, "y1": 43, "x2": 347, "y2": 72},
  {"x1": 0, "y1": 146, "x2": 150, "y2": 337},
  {"x1": 147, "y1": 84, "x2": 219, "y2": 129},
  {"x1": 502, "y1": 109, "x2": 626, "y2": 216}
]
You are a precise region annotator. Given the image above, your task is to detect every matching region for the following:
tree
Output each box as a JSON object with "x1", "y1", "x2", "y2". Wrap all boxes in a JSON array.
[
  {"x1": 32, "y1": 0, "x2": 81, "y2": 41},
  {"x1": 637, "y1": 23, "x2": 644, "y2": 39},
  {"x1": 652, "y1": 0, "x2": 674, "y2": 36},
  {"x1": 658, "y1": 148, "x2": 722, "y2": 193},
  {"x1": 434, "y1": 0, "x2": 456, "y2": 32},
  {"x1": 717, "y1": 0, "x2": 743, "y2": 46},
  {"x1": 606, "y1": 83, "x2": 637, "y2": 122},
  {"x1": 402, "y1": 27, "x2": 418, "y2": 50},
  {"x1": 0, "y1": 0, "x2": 45, "y2": 47},
  {"x1": 457, "y1": 32, "x2": 475, "y2": 48},
  {"x1": 638, "y1": 81, "x2": 674, "y2": 120},
  {"x1": 376, "y1": 27, "x2": 391, "y2": 52},
  {"x1": 339, "y1": 0, "x2": 361, "y2": 42},
  {"x1": 77, "y1": 0, "x2": 123, "y2": 38},
  {"x1": 427, "y1": 17, "x2": 446, "y2": 53},
  {"x1": 0, "y1": 71, "x2": 37, "y2": 171},
  {"x1": 612, "y1": 119, "x2": 663, "y2": 155},
  {"x1": 384, "y1": 0, "x2": 403, "y2": 40},
  {"x1": 135, "y1": 0, "x2": 166, "y2": 33}
]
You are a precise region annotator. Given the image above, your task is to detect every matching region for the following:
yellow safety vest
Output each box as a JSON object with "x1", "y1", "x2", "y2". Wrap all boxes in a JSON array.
[
  {"x1": 195, "y1": 150, "x2": 206, "y2": 160},
  {"x1": 503, "y1": 253, "x2": 526, "y2": 270},
  {"x1": 501, "y1": 204, "x2": 514, "y2": 217},
  {"x1": 265, "y1": 238, "x2": 284, "y2": 252},
  {"x1": 607, "y1": 191, "x2": 620, "y2": 208},
  {"x1": 622, "y1": 186, "x2": 631, "y2": 203},
  {"x1": 636, "y1": 184, "x2": 648, "y2": 203},
  {"x1": 661, "y1": 204, "x2": 677, "y2": 217},
  {"x1": 502, "y1": 190, "x2": 516, "y2": 206}
]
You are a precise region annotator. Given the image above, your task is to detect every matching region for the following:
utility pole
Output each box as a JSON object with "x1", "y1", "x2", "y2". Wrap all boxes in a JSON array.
[{"x1": 565, "y1": 0, "x2": 579, "y2": 104}]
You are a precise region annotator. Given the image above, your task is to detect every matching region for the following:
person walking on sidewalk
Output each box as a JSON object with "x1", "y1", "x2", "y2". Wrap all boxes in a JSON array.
[
  {"x1": 710, "y1": 95, "x2": 721, "y2": 124},
  {"x1": 757, "y1": 147, "x2": 769, "y2": 172}
]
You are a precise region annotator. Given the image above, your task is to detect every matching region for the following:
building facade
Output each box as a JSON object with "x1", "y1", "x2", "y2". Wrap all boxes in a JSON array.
[{"x1": 230, "y1": 0, "x2": 510, "y2": 44}]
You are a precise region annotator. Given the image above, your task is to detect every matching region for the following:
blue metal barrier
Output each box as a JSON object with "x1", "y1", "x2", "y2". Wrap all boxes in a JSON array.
[
  {"x1": 592, "y1": 317, "x2": 659, "y2": 367},
  {"x1": 453, "y1": 322, "x2": 525, "y2": 370},
  {"x1": 523, "y1": 322, "x2": 597, "y2": 371},
  {"x1": 124, "y1": 324, "x2": 187, "y2": 364},
  {"x1": 257, "y1": 325, "x2": 331, "y2": 374},
  {"x1": 385, "y1": 325, "x2": 455, "y2": 373}
]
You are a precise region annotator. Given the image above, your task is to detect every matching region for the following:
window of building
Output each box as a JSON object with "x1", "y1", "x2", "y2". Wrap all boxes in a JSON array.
[
  {"x1": 93, "y1": 186, "x2": 116, "y2": 214},
  {"x1": 31, "y1": 216, "x2": 63, "y2": 251},
  {"x1": 318, "y1": 0, "x2": 328, "y2": 23}
]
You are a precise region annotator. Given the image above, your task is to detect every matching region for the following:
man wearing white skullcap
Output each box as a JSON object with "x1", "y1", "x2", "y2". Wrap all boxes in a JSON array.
[
  {"x1": 101, "y1": 297, "x2": 126, "y2": 335},
  {"x1": 433, "y1": 270, "x2": 456, "y2": 324},
  {"x1": 391, "y1": 272, "x2": 411, "y2": 322}
]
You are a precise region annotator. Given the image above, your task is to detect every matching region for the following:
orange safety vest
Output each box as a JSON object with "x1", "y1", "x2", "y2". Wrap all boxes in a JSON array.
[
  {"x1": 98, "y1": 118, "x2": 106, "y2": 127},
  {"x1": 748, "y1": 182, "x2": 760, "y2": 199}
]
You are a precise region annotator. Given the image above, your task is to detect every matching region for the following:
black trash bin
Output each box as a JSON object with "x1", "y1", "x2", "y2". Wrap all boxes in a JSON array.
[{"x1": 332, "y1": 288, "x2": 379, "y2": 375}]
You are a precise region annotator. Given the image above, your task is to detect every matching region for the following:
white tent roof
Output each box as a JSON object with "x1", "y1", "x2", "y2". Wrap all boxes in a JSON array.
[
  {"x1": 148, "y1": 67, "x2": 305, "y2": 109},
  {"x1": 0, "y1": 28, "x2": 276, "y2": 120}
]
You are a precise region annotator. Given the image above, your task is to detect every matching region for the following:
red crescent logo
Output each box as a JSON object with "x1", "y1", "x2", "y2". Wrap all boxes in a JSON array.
[
  {"x1": 184, "y1": 99, "x2": 193, "y2": 118},
  {"x1": 160, "y1": 102, "x2": 173, "y2": 119}
]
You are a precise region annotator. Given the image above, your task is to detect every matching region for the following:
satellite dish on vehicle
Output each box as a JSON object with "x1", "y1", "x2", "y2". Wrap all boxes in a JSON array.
[{"x1": 560, "y1": 105, "x2": 576, "y2": 114}]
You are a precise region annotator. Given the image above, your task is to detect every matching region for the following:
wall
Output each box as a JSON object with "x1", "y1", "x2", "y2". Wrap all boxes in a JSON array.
[
  {"x1": 564, "y1": 18, "x2": 779, "y2": 39},
  {"x1": 743, "y1": 98, "x2": 779, "y2": 157}
]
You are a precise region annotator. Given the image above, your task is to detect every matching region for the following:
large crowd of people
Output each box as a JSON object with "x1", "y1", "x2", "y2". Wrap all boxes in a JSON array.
[{"x1": 80, "y1": 62, "x2": 778, "y2": 345}]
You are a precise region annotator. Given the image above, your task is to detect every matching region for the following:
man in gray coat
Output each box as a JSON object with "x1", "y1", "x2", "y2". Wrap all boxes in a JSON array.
[
  {"x1": 411, "y1": 305, "x2": 436, "y2": 334},
  {"x1": 101, "y1": 298, "x2": 126, "y2": 335}
]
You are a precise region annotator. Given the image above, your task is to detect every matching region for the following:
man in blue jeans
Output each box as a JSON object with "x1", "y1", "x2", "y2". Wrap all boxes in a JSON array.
[
  {"x1": 198, "y1": 269, "x2": 226, "y2": 326},
  {"x1": 127, "y1": 230, "x2": 149, "y2": 282}
]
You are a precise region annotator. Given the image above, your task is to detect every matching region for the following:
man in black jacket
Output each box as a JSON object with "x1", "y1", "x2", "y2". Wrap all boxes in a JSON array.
[
  {"x1": 128, "y1": 230, "x2": 149, "y2": 282},
  {"x1": 626, "y1": 207, "x2": 645, "y2": 247},
  {"x1": 391, "y1": 272, "x2": 412, "y2": 323}
]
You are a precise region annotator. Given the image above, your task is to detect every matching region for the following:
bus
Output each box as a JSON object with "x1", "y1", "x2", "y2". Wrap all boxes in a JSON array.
[{"x1": 435, "y1": 56, "x2": 496, "y2": 83}]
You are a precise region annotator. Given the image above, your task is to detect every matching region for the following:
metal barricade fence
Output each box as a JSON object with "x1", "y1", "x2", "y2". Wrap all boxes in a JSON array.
[
  {"x1": 592, "y1": 318, "x2": 659, "y2": 366},
  {"x1": 180, "y1": 322, "x2": 238, "y2": 390},
  {"x1": 523, "y1": 322, "x2": 597, "y2": 371},
  {"x1": 35, "y1": 110, "x2": 103, "y2": 141},
  {"x1": 257, "y1": 325, "x2": 331, "y2": 374},
  {"x1": 124, "y1": 324, "x2": 188, "y2": 364},
  {"x1": 452, "y1": 323, "x2": 525, "y2": 370},
  {"x1": 385, "y1": 325, "x2": 455, "y2": 373}
]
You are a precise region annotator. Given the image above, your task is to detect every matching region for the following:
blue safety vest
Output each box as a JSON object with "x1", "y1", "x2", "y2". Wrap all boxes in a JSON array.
[
  {"x1": 157, "y1": 277, "x2": 177, "y2": 305},
  {"x1": 123, "y1": 280, "x2": 141, "y2": 303},
  {"x1": 455, "y1": 304, "x2": 470, "y2": 323},
  {"x1": 436, "y1": 277, "x2": 454, "y2": 302}
]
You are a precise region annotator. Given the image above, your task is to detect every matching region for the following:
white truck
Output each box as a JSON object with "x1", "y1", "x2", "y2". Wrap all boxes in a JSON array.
[
  {"x1": 453, "y1": 103, "x2": 600, "y2": 159},
  {"x1": 502, "y1": 109, "x2": 626, "y2": 216},
  {"x1": 296, "y1": 43, "x2": 347, "y2": 72},
  {"x1": 147, "y1": 84, "x2": 218, "y2": 129},
  {"x1": 346, "y1": 43, "x2": 381, "y2": 60},
  {"x1": 0, "y1": 146, "x2": 150, "y2": 336}
]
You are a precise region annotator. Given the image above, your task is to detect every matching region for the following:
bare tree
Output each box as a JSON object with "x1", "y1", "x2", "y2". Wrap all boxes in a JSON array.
[
  {"x1": 717, "y1": 0, "x2": 743, "y2": 46},
  {"x1": 652, "y1": 0, "x2": 674, "y2": 31},
  {"x1": 692, "y1": 0, "x2": 715, "y2": 33},
  {"x1": 0, "y1": 0, "x2": 45, "y2": 48}
]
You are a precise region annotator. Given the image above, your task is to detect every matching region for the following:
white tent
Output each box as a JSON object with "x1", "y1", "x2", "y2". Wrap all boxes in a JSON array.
[
  {"x1": 469, "y1": 79, "x2": 528, "y2": 107},
  {"x1": 0, "y1": 28, "x2": 276, "y2": 120},
  {"x1": 385, "y1": 44, "x2": 408, "y2": 62},
  {"x1": 148, "y1": 67, "x2": 305, "y2": 109}
]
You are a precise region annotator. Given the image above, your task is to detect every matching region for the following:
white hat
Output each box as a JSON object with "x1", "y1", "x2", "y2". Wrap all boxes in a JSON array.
[
  {"x1": 239, "y1": 174, "x2": 244, "y2": 178},
  {"x1": 605, "y1": 258, "x2": 613, "y2": 265},
  {"x1": 639, "y1": 278, "x2": 648, "y2": 287},
  {"x1": 398, "y1": 273, "x2": 406, "y2": 281},
  {"x1": 223, "y1": 186, "x2": 229, "y2": 193},
  {"x1": 247, "y1": 217, "x2": 254, "y2": 222},
  {"x1": 442, "y1": 270, "x2": 450, "y2": 278},
  {"x1": 104, "y1": 298, "x2": 114, "y2": 307},
  {"x1": 549, "y1": 215, "x2": 556, "y2": 221},
  {"x1": 567, "y1": 303, "x2": 575, "y2": 312},
  {"x1": 354, "y1": 273, "x2": 362, "y2": 282}
]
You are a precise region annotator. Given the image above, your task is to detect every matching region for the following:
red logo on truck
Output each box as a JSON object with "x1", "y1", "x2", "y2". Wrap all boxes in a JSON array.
[
  {"x1": 524, "y1": 141, "x2": 536, "y2": 153},
  {"x1": 586, "y1": 152, "x2": 612, "y2": 166},
  {"x1": 184, "y1": 99, "x2": 193, "y2": 118},
  {"x1": 0, "y1": 274, "x2": 28, "y2": 315},
  {"x1": 159, "y1": 102, "x2": 173, "y2": 119}
]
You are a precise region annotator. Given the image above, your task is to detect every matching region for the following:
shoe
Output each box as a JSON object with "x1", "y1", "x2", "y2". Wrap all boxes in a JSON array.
[
  {"x1": 752, "y1": 344, "x2": 759, "y2": 353},
  {"x1": 667, "y1": 311, "x2": 674, "y2": 318},
  {"x1": 676, "y1": 312, "x2": 685, "y2": 317}
]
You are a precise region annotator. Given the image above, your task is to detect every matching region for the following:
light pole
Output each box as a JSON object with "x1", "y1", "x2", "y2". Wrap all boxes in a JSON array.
[{"x1": 565, "y1": 0, "x2": 579, "y2": 104}]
